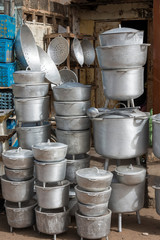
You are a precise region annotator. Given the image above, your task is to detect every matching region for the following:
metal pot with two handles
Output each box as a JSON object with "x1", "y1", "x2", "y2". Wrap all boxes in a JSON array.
[{"x1": 88, "y1": 105, "x2": 149, "y2": 159}]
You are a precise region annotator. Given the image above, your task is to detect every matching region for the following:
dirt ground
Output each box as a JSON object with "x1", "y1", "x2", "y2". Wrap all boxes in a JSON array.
[{"x1": 0, "y1": 208, "x2": 160, "y2": 240}]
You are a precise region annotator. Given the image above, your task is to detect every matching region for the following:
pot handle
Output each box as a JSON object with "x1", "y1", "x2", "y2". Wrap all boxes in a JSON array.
[
  {"x1": 13, "y1": 208, "x2": 24, "y2": 212},
  {"x1": 63, "y1": 66, "x2": 68, "y2": 70},
  {"x1": 11, "y1": 182, "x2": 21, "y2": 185},
  {"x1": 26, "y1": 66, "x2": 31, "y2": 71},
  {"x1": 16, "y1": 147, "x2": 22, "y2": 153},
  {"x1": 126, "y1": 32, "x2": 136, "y2": 39},
  {"x1": 152, "y1": 185, "x2": 160, "y2": 190},
  {"x1": 134, "y1": 116, "x2": 148, "y2": 120},
  {"x1": 116, "y1": 172, "x2": 124, "y2": 177},
  {"x1": 114, "y1": 103, "x2": 127, "y2": 109}
]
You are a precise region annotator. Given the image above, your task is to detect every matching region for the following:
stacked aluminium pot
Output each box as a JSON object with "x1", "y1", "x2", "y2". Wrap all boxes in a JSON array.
[
  {"x1": 12, "y1": 70, "x2": 51, "y2": 149},
  {"x1": 1, "y1": 147, "x2": 36, "y2": 232},
  {"x1": 32, "y1": 141, "x2": 70, "y2": 240},
  {"x1": 75, "y1": 167, "x2": 113, "y2": 240},
  {"x1": 53, "y1": 82, "x2": 91, "y2": 214},
  {"x1": 87, "y1": 26, "x2": 150, "y2": 232}
]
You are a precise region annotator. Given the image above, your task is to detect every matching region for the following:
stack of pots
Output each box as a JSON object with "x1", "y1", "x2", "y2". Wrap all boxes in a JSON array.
[
  {"x1": 52, "y1": 82, "x2": 91, "y2": 214},
  {"x1": 12, "y1": 69, "x2": 51, "y2": 149},
  {"x1": 1, "y1": 147, "x2": 36, "y2": 232},
  {"x1": 75, "y1": 167, "x2": 113, "y2": 240},
  {"x1": 32, "y1": 140, "x2": 70, "y2": 240}
]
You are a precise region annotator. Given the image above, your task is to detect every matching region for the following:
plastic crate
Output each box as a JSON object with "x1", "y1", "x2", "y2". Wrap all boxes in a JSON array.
[
  {"x1": 0, "y1": 39, "x2": 14, "y2": 63},
  {"x1": 0, "y1": 15, "x2": 16, "y2": 39},
  {"x1": 0, "y1": 90, "x2": 14, "y2": 109},
  {"x1": 0, "y1": 62, "x2": 16, "y2": 87}
]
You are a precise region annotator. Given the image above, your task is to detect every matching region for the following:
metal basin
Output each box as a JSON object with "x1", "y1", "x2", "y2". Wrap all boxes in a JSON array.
[
  {"x1": 35, "y1": 180, "x2": 70, "y2": 209},
  {"x1": 35, "y1": 207, "x2": 70, "y2": 235},
  {"x1": 55, "y1": 115, "x2": 90, "y2": 131},
  {"x1": 101, "y1": 67, "x2": 144, "y2": 100},
  {"x1": 16, "y1": 122, "x2": 51, "y2": 150},
  {"x1": 35, "y1": 159, "x2": 67, "y2": 183},
  {"x1": 32, "y1": 140, "x2": 68, "y2": 161},
  {"x1": 96, "y1": 44, "x2": 150, "y2": 69},
  {"x1": 56, "y1": 129, "x2": 91, "y2": 155},
  {"x1": 75, "y1": 210, "x2": 112, "y2": 239},
  {"x1": 5, "y1": 199, "x2": 37, "y2": 229},
  {"x1": 2, "y1": 147, "x2": 34, "y2": 170},
  {"x1": 78, "y1": 202, "x2": 109, "y2": 217},
  {"x1": 14, "y1": 96, "x2": 49, "y2": 122},
  {"x1": 109, "y1": 180, "x2": 145, "y2": 213},
  {"x1": 12, "y1": 83, "x2": 49, "y2": 98},
  {"x1": 76, "y1": 167, "x2": 113, "y2": 192},
  {"x1": 5, "y1": 167, "x2": 33, "y2": 181},
  {"x1": 1, "y1": 175, "x2": 34, "y2": 202},
  {"x1": 53, "y1": 82, "x2": 91, "y2": 102},
  {"x1": 75, "y1": 185, "x2": 112, "y2": 205},
  {"x1": 66, "y1": 154, "x2": 90, "y2": 184},
  {"x1": 13, "y1": 70, "x2": 45, "y2": 84}
]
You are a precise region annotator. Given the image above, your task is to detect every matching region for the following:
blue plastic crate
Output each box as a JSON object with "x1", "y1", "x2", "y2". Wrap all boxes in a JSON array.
[
  {"x1": 0, "y1": 62, "x2": 16, "y2": 87},
  {"x1": 0, "y1": 39, "x2": 14, "y2": 62},
  {"x1": 0, "y1": 15, "x2": 16, "y2": 39},
  {"x1": 0, "y1": 90, "x2": 14, "y2": 109}
]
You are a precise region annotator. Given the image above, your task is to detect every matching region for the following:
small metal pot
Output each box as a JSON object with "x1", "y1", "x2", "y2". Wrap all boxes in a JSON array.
[
  {"x1": 32, "y1": 140, "x2": 68, "y2": 161},
  {"x1": 12, "y1": 83, "x2": 49, "y2": 98},
  {"x1": 152, "y1": 185, "x2": 160, "y2": 215},
  {"x1": 66, "y1": 154, "x2": 90, "y2": 184},
  {"x1": 13, "y1": 70, "x2": 45, "y2": 84},
  {"x1": 75, "y1": 210, "x2": 112, "y2": 239},
  {"x1": 5, "y1": 166, "x2": 34, "y2": 181},
  {"x1": 35, "y1": 180, "x2": 70, "y2": 209},
  {"x1": 5, "y1": 199, "x2": 37, "y2": 230},
  {"x1": 78, "y1": 202, "x2": 109, "y2": 217},
  {"x1": 2, "y1": 147, "x2": 34, "y2": 169},
  {"x1": 14, "y1": 96, "x2": 50, "y2": 122},
  {"x1": 56, "y1": 129, "x2": 91, "y2": 155},
  {"x1": 16, "y1": 122, "x2": 51, "y2": 150},
  {"x1": 35, "y1": 207, "x2": 70, "y2": 235},
  {"x1": 75, "y1": 185, "x2": 112, "y2": 205},
  {"x1": 115, "y1": 164, "x2": 146, "y2": 185},
  {"x1": 54, "y1": 101, "x2": 90, "y2": 116},
  {"x1": 52, "y1": 82, "x2": 91, "y2": 101},
  {"x1": 1, "y1": 175, "x2": 34, "y2": 202},
  {"x1": 35, "y1": 159, "x2": 67, "y2": 183},
  {"x1": 55, "y1": 115, "x2": 90, "y2": 131},
  {"x1": 76, "y1": 167, "x2": 113, "y2": 192}
]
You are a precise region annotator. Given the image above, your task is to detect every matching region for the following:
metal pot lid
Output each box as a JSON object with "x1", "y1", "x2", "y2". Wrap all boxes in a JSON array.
[
  {"x1": 100, "y1": 27, "x2": 141, "y2": 35},
  {"x1": 32, "y1": 139, "x2": 67, "y2": 150},
  {"x1": 115, "y1": 164, "x2": 146, "y2": 175},
  {"x1": 54, "y1": 82, "x2": 91, "y2": 89},
  {"x1": 76, "y1": 167, "x2": 112, "y2": 180},
  {"x1": 2, "y1": 147, "x2": 33, "y2": 158},
  {"x1": 152, "y1": 114, "x2": 160, "y2": 121}
]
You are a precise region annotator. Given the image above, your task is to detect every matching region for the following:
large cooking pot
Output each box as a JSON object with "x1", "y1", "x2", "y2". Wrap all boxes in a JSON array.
[
  {"x1": 78, "y1": 202, "x2": 109, "y2": 217},
  {"x1": 54, "y1": 101, "x2": 90, "y2": 116},
  {"x1": 5, "y1": 167, "x2": 33, "y2": 181},
  {"x1": 91, "y1": 108, "x2": 149, "y2": 159},
  {"x1": 152, "y1": 185, "x2": 160, "y2": 215},
  {"x1": 75, "y1": 210, "x2": 112, "y2": 239},
  {"x1": 99, "y1": 27, "x2": 144, "y2": 46},
  {"x1": 35, "y1": 159, "x2": 67, "y2": 183},
  {"x1": 32, "y1": 140, "x2": 68, "y2": 161},
  {"x1": 109, "y1": 180, "x2": 145, "y2": 213},
  {"x1": 2, "y1": 147, "x2": 34, "y2": 169},
  {"x1": 14, "y1": 96, "x2": 49, "y2": 122},
  {"x1": 76, "y1": 167, "x2": 113, "y2": 192},
  {"x1": 115, "y1": 164, "x2": 146, "y2": 185},
  {"x1": 15, "y1": 24, "x2": 41, "y2": 70},
  {"x1": 16, "y1": 122, "x2": 51, "y2": 150},
  {"x1": 96, "y1": 44, "x2": 150, "y2": 69},
  {"x1": 66, "y1": 154, "x2": 90, "y2": 184},
  {"x1": 53, "y1": 82, "x2": 91, "y2": 102},
  {"x1": 13, "y1": 70, "x2": 45, "y2": 84},
  {"x1": 35, "y1": 207, "x2": 70, "y2": 235},
  {"x1": 56, "y1": 129, "x2": 91, "y2": 155},
  {"x1": 101, "y1": 67, "x2": 144, "y2": 100},
  {"x1": 1, "y1": 175, "x2": 34, "y2": 202},
  {"x1": 5, "y1": 199, "x2": 37, "y2": 230},
  {"x1": 12, "y1": 83, "x2": 49, "y2": 98},
  {"x1": 75, "y1": 185, "x2": 112, "y2": 205},
  {"x1": 151, "y1": 114, "x2": 160, "y2": 158},
  {"x1": 35, "y1": 180, "x2": 70, "y2": 209},
  {"x1": 55, "y1": 115, "x2": 90, "y2": 131}
]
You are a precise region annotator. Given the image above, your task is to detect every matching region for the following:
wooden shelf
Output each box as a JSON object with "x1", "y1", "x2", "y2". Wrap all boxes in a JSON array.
[
  {"x1": 44, "y1": 32, "x2": 95, "y2": 41},
  {"x1": 0, "y1": 87, "x2": 12, "y2": 90},
  {"x1": 0, "y1": 129, "x2": 16, "y2": 142}
]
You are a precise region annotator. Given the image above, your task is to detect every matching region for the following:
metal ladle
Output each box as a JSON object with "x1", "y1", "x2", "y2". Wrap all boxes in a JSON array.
[{"x1": 87, "y1": 107, "x2": 134, "y2": 118}]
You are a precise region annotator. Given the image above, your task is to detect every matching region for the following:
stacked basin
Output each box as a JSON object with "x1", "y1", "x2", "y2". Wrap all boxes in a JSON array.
[
  {"x1": 12, "y1": 70, "x2": 51, "y2": 149},
  {"x1": 1, "y1": 147, "x2": 36, "y2": 232},
  {"x1": 32, "y1": 140, "x2": 70, "y2": 240},
  {"x1": 75, "y1": 167, "x2": 113, "y2": 240}
]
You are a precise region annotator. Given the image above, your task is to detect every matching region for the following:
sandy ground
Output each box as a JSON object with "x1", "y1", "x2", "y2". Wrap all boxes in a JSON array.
[{"x1": 0, "y1": 208, "x2": 160, "y2": 240}]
